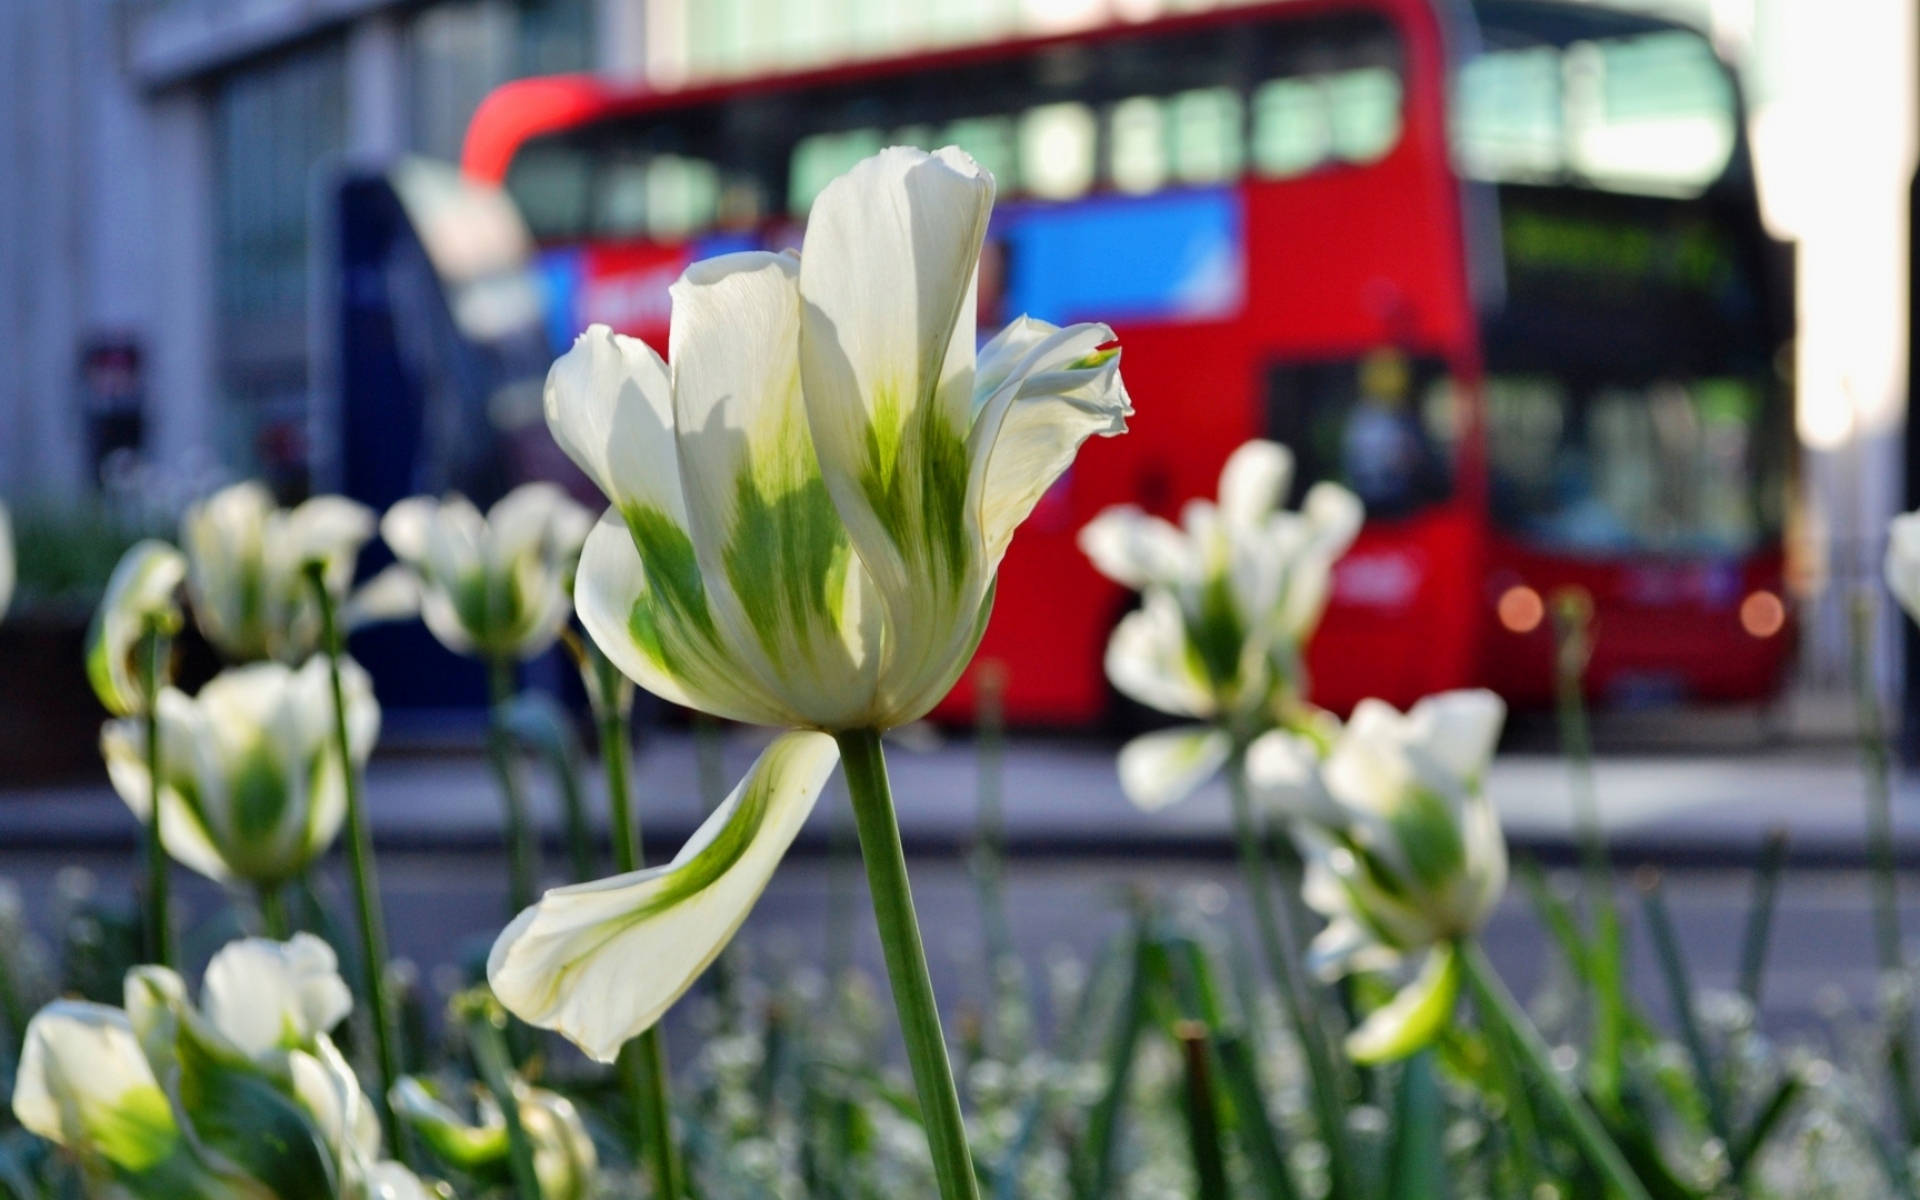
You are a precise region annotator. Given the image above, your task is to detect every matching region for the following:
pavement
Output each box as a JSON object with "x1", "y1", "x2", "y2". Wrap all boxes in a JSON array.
[{"x1": 1, "y1": 726, "x2": 1913, "y2": 868}]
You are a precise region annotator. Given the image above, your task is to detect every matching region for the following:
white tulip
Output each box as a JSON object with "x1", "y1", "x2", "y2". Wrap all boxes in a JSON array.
[
  {"x1": 490, "y1": 730, "x2": 841, "y2": 1060},
  {"x1": 1248, "y1": 689, "x2": 1508, "y2": 1062},
  {"x1": 86, "y1": 540, "x2": 187, "y2": 717},
  {"x1": 1081, "y1": 440, "x2": 1361, "y2": 811},
  {"x1": 544, "y1": 146, "x2": 1130, "y2": 733},
  {"x1": 101, "y1": 657, "x2": 379, "y2": 887},
  {"x1": 1887, "y1": 511, "x2": 1920, "y2": 624},
  {"x1": 12, "y1": 1001, "x2": 181, "y2": 1172},
  {"x1": 379, "y1": 483, "x2": 593, "y2": 661},
  {"x1": 200, "y1": 934, "x2": 354, "y2": 1058},
  {"x1": 182, "y1": 481, "x2": 378, "y2": 663},
  {"x1": 393, "y1": 1077, "x2": 597, "y2": 1200}
]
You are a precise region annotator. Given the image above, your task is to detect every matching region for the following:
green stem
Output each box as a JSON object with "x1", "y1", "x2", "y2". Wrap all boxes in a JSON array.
[
  {"x1": 1459, "y1": 940, "x2": 1653, "y2": 1200},
  {"x1": 465, "y1": 998, "x2": 543, "y2": 1200},
  {"x1": 1176, "y1": 1022, "x2": 1230, "y2": 1200},
  {"x1": 141, "y1": 623, "x2": 172, "y2": 968},
  {"x1": 836, "y1": 728, "x2": 979, "y2": 1200},
  {"x1": 487, "y1": 655, "x2": 537, "y2": 913},
  {"x1": 1226, "y1": 756, "x2": 1354, "y2": 1200},
  {"x1": 1850, "y1": 592, "x2": 1920, "y2": 1146},
  {"x1": 259, "y1": 885, "x2": 289, "y2": 940},
  {"x1": 307, "y1": 563, "x2": 401, "y2": 1154},
  {"x1": 589, "y1": 645, "x2": 681, "y2": 1200}
]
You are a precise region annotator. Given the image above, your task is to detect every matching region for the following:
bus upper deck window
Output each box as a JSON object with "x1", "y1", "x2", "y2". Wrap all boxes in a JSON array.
[
  {"x1": 595, "y1": 159, "x2": 651, "y2": 238},
  {"x1": 1253, "y1": 78, "x2": 1330, "y2": 178},
  {"x1": 647, "y1": 155, "x2": 719, "y2": 239},
  {"x1": 1328, "y1": 67, "x2": 1402, "y2": 164},
  {"x1": 1170, "y1": 87, "x2": 1244, "y2": 185},
  {"x1": 1020, "y1": 102, "x2": 1097, "y2": 200},
  {"x1": 1109, "y1": 96, "x2": 1167, "y2": 194},
  {"x1": 1456, "y1": 31, "x2": 1735, "y2": 197},
  {"x1": 940, "y1": 117, "x2": 1017, "y2": 187},
  {"x1": 505, "y1": 142, "x2": 592, "y2": 241},
  {"x1": 1566, "y1": 33, "x2": 1736, "y2": 197},
  {"x1": 1455, "y1": 47, "x2": 1563, "y2": 182},
  {"x1": 789, "y1": 128, "x2": 884, "y2": 215}
]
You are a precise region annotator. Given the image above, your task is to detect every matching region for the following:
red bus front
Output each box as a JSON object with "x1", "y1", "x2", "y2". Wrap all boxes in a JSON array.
[{"x1": 464, "y1": 0, "x2": 1791, "y2": 723}]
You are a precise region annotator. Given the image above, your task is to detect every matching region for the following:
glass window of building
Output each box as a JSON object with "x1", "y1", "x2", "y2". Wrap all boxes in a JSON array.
[
  {"x1": 213, "y1": 39, "x2": 346, "y2": 484},
  {"x1": 410, "y1": 0, "x2": 594, "y2": 163},
  {"x1": 1020, "y1": 102, "x2": 1097, "y2": 200}
]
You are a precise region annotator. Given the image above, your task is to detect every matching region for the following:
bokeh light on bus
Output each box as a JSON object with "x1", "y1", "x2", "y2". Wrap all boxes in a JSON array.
[
  {"x1": 1740, "y1": 591, "x2": 1787, "y2": 639},
  {"x1": 1019, "y1": 102, "x2": 1098, "y2": 199},
  {"x1": 1497, "y1": 585, "x2": 1546, "y2": 635}
]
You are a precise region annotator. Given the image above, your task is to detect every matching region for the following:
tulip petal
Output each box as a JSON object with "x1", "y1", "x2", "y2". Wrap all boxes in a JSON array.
[
  {"x1": 101, "y1": 700, "x2": 236, "y2": 885},
  {"x1": 13, "y1": 1001, "x2": 179, "y2": 1171},
  {"x1": 1078, "y1": 506, "x2": 1194, "y2": 590},
  {"x1": 0, "y1": 502, "x2": 13, "y2": 623},
  {"x1": 1218, "y1": 441, "x2": 1293, "y2": 529},
  {"x1": 202, "y1": 935, "x2": 353, "y2": 1058},
  {"x1": 1344, "y1": 942, "x2": 1461, "y2": 1064},
  {"x1": 1105, "y1": 590, "x2": 1216, "y2": 719},
  {"x1": 969, "y1": 318, "x2": 1131, "y2": 565},
  {"x1": 86, "y1": 540, "x2": 186, "y2": 717},
  {"x1": 343, "y1": 563, "x2": 421, "y2": 627},
  {"x1": 1245, "y1": 729, "x2": 1344, "y2": 826},
  {"x1": 543, "y1": 323, "x2": 686, "y2": 523},
  {"x1": 489, "y1": 731, "x2": 840, "y2": 1061},
  {"x1": 670, "y1": 251, "x2": 883, "y2": 728},
  {"x1": 1116, "y1": 726, "x2": 1231, "y2": 812},
  {"x1": 1406, "y1": 689, "x2": 1506, "y2": 791},
  {"x1": 799, "y1": 146, "x2": 993, "y2": 715},
  {"x1": 574, "y1": 510, "x2": 795, "y2": 726}
]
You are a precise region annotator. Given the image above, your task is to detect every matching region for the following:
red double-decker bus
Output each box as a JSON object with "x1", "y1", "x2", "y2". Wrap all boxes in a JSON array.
[{"x1": 462, "y1": 0, "x2": 1792, "y2": 724}]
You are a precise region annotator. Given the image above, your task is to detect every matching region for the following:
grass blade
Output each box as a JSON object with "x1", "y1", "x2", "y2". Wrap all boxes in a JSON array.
[
  {"x1": 1076, "y1": 918, "x2": 1152, "y2": 1200},
  {"x1": 1176, "y1": 1021, "x2": 1232, "y2": 1200},
  {"x1": 1637, "y1": 870, "x2": 1733, "y2": 1149},
  {"x1": 1736, "y1": 827, "x2": 1789, "y2": 1008},
  {"x1": 1387, "y1": 1050, "x2": 1445, "y2": 1200},
  {"x1": 1215, "y1": 1031, "x2": 1302, "y2": 1200}
]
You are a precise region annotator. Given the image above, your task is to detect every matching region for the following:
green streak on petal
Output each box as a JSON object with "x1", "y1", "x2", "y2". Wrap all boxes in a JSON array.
[
  {"x1": 1067, "y1": 347, "x2": 1119, "y2": 371},
  {"x1": 542, "y1": 736, "x2": 809, "y2": 999},
  {"x1": 86, "y1": 1082, "x2": 179, "y2": 1172},
  {"x1": 227, "y1": 740, "x2": 291, "y2": 852},
  {"x1": 1345, "y1": 942, "x2": 1461, "y2": 1064},
  {"x1": 857, "y1": 382, "x2": 970, "y2": 595},
  {"x1": 1392, "y1": 785, "x2": 1468, "y2": 893},
  {"x1": 623, "y1": 505, "x2": 714, "y2": 642},
  {"x1": 722, "y1": 446, "x2": 853, "y2": 667},
  {"x1": 1188, "y1": 573, "x2": 1246, "y2": 690}
]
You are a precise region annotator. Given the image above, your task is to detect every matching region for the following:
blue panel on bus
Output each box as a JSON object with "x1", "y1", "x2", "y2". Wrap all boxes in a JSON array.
[
  {"x1": 997, "y1": 187, "x2": 1244, "y2": 327},
  {"x1": 538, "y1": 247, "x2": 585, "y2": 357}
]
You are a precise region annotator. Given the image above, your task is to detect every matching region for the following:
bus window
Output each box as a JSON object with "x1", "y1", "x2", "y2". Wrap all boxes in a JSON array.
[
  {"x1": 505, "y1": 142, "x2": 592, "y2": 240},
  {"x1": 1109, "y1": 96, "x2": 1167, "y2": 194},
  {"x1": 1455, "y1": 30, "x2": 1735, "y2": 197},
  {"x1": 1252, "y1": 78, "x2": 1330, "y2": 178},
  {"x1": 593, "y1": 158, "x2": 651, "y2": 239},
  {"x1": 790, "y1": 128, "x2": 884, "y2": 214},
  {"x1": 1328, "y1": 67, "x2": 1402, "y2": 164},
  {"x1": 1265, "y1": 350, "x2": 1454, "y2": 519},
  {"x1": 1251, "y1": 65, "x2": 1401, "y2": 180},
  {"x1": 1169, "y1": 87, "x2": 1243, "y2": 185},
  {"x1": 1487, "y1": 375, "x2": 1771, "y2": 555},
  {"x1": 646, "y1": 155, "x2": 719, "y2": 239},
  {"x1": 1020, "y1": 102, "x2": 1098, "y2": 199},
  {"x1": 941, "y1": 116, "x2": 1017, "y2": 186},
  {"x1": 1567, "y1": 33, "x2": 1736, "y2": 197}
]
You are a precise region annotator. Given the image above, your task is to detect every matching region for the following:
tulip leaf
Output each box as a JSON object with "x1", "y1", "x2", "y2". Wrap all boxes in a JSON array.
[
  {"x1": 173, "y1": 1034, "x2": 335, "y2": 1200},
  {"x1": 1345, "y1": 943, "x2": 1461, "y2": 1065}
]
